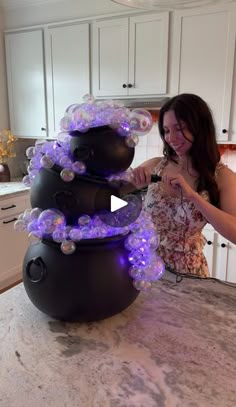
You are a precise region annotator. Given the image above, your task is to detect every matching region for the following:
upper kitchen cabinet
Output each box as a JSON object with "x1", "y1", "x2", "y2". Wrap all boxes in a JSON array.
[
  {"x1": 171, "y1": 4, "x2": 236, "y2": 142},
  {"x1": 92, "y1": 12, "x2": 169, "y2": 98},
  {"x1": 5, "y1": 29, "x2": 47, "y2": 139},
  {"x1": 45, "y1": 23, "x2": 90, "y2": 137}
]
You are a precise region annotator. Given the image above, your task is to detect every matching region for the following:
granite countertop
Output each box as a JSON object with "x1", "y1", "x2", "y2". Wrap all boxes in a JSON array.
[
  {"x1": 0, "y1": 272, "x2": 236, "y2": 407},
  {"x1": 0, "y1": 181, "x2": 30, "y2": 198}
]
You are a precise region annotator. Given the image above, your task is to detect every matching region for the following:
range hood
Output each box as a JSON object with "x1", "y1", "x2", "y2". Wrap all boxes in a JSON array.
[
  {"x1": 99, "y1": 97, "x2": 170, "y2": 111},
  {"x1": 122, "y1": 97, "x2": 169, "y2": 110}
]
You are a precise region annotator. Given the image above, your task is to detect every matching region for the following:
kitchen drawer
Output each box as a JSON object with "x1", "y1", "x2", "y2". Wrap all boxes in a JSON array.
[{"x1": 0, "y1": 193, "x2": 30, "y2": 220}]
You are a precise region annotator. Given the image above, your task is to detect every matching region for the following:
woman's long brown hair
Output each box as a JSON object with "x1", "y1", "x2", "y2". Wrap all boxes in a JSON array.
[{"x1": 158, "y1": 93, "x2": 220, "y2": 206}]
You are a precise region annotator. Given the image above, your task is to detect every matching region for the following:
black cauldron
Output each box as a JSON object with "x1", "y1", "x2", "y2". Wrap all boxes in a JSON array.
[
  {"x1": 70, "y1": 125, "x2": 134, "y2": 177},
  {"x1": 23, "y1": 234, "x2": 139, "y2": 322},
  {"x1": 30, "y1": 167, "x2": 121, "y2": 224}
]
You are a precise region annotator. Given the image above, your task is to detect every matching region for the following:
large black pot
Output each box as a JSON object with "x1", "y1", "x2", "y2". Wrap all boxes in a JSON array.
[
  {"x1": 70, "y1": 126, "x2": 134, "y2": 177},
  {"x1": 30, "y1": 167, "x2": 120, "y2": 224},
  {"x1": 23, "y1": 234, "x2": 139, "y2": 322}
]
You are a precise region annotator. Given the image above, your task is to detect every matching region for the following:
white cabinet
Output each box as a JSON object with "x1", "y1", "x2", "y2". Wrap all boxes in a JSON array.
[
  {"x1": 5, "y1": 30, "x2": 47, "y2": 139},
  {"x1": 224, "y1": 240, "x2": 236, "y2": 283},
  {"x1": 214, "y1": 233, "x2": 236, "y2": 284},
  {"x1": 171, "y1": 4, "x2": 236, "y2": 142},
  {"x1": 203, "y1": 226, "x2": 236, "y2": 283},
  {"x1": 45, "y1": 23, "x2": 90, "y2": 137},
  {"x1": 0, "y1": 192, "x2": 30, "y2": 291},
  {"x1": 5, "y1": 23, "x2": 90, "y2": 139},
  {"x1": 92, "y1": 12, "x2": 169, "y2": 98},
  {"x1": 202, "y1": 228, "x2": 216, "y2": 278}
]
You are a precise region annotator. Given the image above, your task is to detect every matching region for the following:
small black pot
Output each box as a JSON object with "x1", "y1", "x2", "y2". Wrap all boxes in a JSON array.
[
  {"x1": 23, "y1": 234, "x2": 139, "y2": 322},
  {"x1": 30, "y1": 167, "x2": 120, "y2": 224},
  {"x1": 70, "y1": 126, "x2": 134, "y2": 177}
]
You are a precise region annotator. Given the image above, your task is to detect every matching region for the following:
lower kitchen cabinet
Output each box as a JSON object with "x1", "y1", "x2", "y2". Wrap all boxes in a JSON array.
[
  {"x1": 0, "y1": 192, "x2": 30, "y2": 292},
  {"x1": 203, "y1": 226, "x2": 236, "y2": 283},
  {"x1": 202, "y1": 228, "x2": 217, "y2": 278}
]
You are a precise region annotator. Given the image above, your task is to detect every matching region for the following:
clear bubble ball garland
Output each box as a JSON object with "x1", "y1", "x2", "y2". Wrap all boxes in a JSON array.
[
  {"x1": 15, "y1": 208, "x2": 165, "y2": 291},
  {"x1": 22, "y1": 95, "x2": 153, "y2": 186},
  {"x1": 16, "y1": 95, "x2": 165, "y2": 291}
]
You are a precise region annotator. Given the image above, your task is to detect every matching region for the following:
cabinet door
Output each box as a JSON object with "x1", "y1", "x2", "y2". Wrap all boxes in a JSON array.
[
  {"x1": 172, "y1": 4, "x2": 236, "y2": 141},
  {"x1": 46, "y1": 23, "x2": 90, "y2": 137},
  {"x1": 225, "y1": 241, "x2": 236, "y2": 283},
  {"x1": 0, "y1": 214, "x2": 28, "y2": 291},
  {"x1": 129, "y1": 12, "x2": 169, "y2": 96},
  {"x1": 202, "y1": 228, "x2": 216, "y2": 277},
  {"x1": 5, "y1": 30, "x2": 47, "y2": 138},
  {"x1": 92, "y1": 17, "x2": 129, "y2": 97},
  {"x1": 214, "y1": 233, "x2": 228, "y2": 281}
]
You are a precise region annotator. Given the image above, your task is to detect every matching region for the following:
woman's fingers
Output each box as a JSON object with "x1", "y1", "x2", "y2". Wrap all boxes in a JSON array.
[
  {"x1": 162, "y1": 174, "x2": 180, "y2": 188},
  {"x1": 133, "y1": 166, "x2": 151, "y2": 187}
]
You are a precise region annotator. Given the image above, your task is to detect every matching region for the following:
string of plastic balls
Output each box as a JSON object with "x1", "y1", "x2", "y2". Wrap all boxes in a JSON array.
[
  {"x1": 22, "y1": 95, "x2": 153, "y2": 187},
  {"x1": 15, "y1": 207, "x2": 165, "y2": 291}
]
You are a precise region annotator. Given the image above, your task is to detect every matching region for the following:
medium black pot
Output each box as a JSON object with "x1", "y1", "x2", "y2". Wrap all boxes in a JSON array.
[
  {"x1": 23, "y1": 234, "x2": 139, "y2": 322},
  {"x1": 70, "y1": 126, "x2": 134, "y2": 177},
  {"x1": 30, "y1": 167, "x2": 120, "y2": 224}
]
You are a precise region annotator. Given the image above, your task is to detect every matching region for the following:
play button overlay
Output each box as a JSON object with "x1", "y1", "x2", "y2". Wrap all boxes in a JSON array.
[
  {"x1": 111, "y1": 195, "x2": 127, "y2": 212},
  {"x1": 98, "y1": 182, "x2": 143, "y2": 228}
]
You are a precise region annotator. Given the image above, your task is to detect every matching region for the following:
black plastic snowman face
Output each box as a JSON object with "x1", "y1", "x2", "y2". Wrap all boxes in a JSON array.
[{"x1": 70, "y1": 125, "x2": 135, "y2": 177}]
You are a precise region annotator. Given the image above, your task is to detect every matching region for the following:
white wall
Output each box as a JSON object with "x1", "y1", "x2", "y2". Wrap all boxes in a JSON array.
[
  {"x1": 132, "y1": 122, "x2": 164, "y2": 168},
  {"x1": 3, "y1": 0, "x2": 132, "y2": 29}
]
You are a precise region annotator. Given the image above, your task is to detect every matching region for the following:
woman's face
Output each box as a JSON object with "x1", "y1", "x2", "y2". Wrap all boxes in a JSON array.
[{"x1": 163, "y1": 110, "x2": 194, "y2": 157}]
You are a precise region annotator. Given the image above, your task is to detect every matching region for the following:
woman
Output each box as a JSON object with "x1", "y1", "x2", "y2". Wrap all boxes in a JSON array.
[{"x1": 132, "y1": 93, "x2": 236, "y2": 277}]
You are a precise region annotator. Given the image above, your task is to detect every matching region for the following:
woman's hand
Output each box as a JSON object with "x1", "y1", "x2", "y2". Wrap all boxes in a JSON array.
[
  {"x1": 132, "y1": 165, "x2": 152, "y2": 188},
  {"x1": 162, "y1": 173, "x2": 197, "y2": 200}
]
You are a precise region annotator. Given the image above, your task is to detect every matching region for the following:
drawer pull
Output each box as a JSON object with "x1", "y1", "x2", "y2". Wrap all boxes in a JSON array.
[
  {"x1": 207, "y1": 240, "x2": 212, "y2": 245},
  {"x1": 1, "y1": 204, "x2": 16, "y2": 210},
  {"x1": 221, "y1": 243, "x2": 226, "y2": 248},
  {"x1": 3, "y1": 217, "x2": 18, "y2": 224}
]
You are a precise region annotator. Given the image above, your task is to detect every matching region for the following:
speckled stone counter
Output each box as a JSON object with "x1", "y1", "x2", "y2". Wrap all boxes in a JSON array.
[
  {"x1": 0, "y1": 272, "x2": 236, "y2": 407},
  {"x1": 0, "y1": 181, "x2": 29, "y2": 198}
]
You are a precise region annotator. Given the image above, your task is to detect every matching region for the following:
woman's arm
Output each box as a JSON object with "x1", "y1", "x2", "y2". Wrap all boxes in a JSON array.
[
  {"x1": 191, "y1": 167, "x2": 236, "y2": 243},
  {"x1": 132, "y1": 157, "x2": 162, "y2": 187},
  {"x1": 163, "y1": 167, "x2": 236, "y2": 244}
]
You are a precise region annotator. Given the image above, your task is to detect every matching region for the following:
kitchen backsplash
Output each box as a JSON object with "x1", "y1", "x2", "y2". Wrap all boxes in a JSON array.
[
  {"x1": 7, "y1": 138, "x2": 37, "y2": 179},
  {"x1": 132, "y1": 123, "x2": 236, "y2": 172},
  {"x1": 220, "y1": 149, "x2": 236, "y2": 172}
]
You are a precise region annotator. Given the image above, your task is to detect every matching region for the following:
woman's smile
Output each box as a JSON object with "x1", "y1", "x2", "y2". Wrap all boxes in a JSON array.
[{"x1": 163, "y1": 110, "x2": 194, "y2": 156}]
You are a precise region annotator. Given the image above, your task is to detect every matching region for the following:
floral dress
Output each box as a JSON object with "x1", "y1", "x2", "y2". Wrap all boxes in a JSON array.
[{"x1": 144, "y1": 159, "x2": 225, "y2": 277}]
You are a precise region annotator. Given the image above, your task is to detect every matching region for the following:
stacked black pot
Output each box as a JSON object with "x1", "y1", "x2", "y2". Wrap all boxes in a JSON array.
[{"x1": 22, "y1": 125, "x2": 140, "y2": 322}]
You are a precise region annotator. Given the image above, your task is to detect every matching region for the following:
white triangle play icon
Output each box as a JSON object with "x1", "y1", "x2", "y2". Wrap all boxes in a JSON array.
[{"x1": 111, "y1": 195, "x2": 128, "y2": 212}]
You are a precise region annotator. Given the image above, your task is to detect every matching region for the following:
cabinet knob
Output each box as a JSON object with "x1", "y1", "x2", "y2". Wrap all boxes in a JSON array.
[
  {"x1": 41, "y1": 127, "x2": 47, "y2": 131},
  {"x1": 122, "y1": 84, "x2": 127, "y2": 88},
  {"x1": 221, "y1": 243, "x2": 226, "y2": 248},
  {"x1": 128, "y1": 83, "x2": 133, "y2": 88},
  {"x1": 207, "y1": 240, "x2": 212, "y2": 245},
  {"x1": 222, "y1": 129, "x2": 228, "y2": 134}
]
